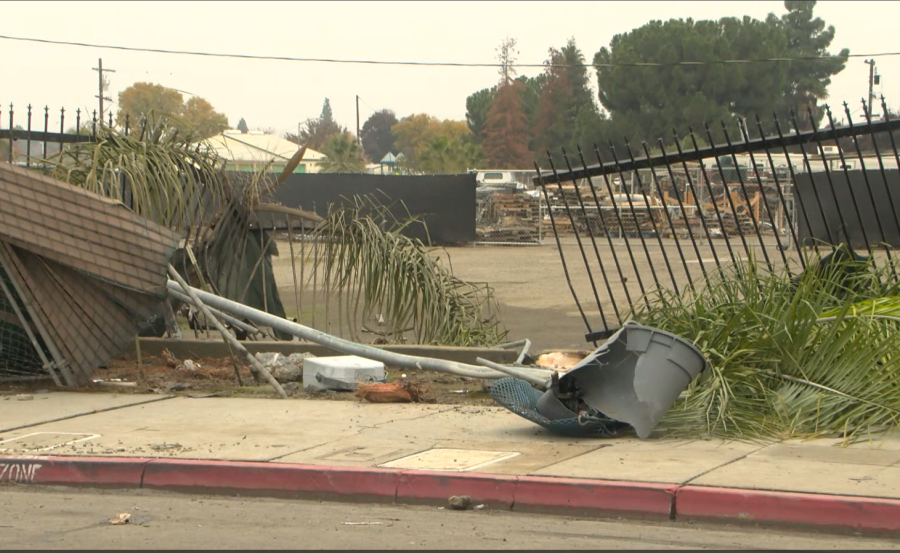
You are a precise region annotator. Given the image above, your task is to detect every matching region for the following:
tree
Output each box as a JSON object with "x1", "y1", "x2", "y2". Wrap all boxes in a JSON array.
[
  {"x1": 361, "y1": 109, "x2": 398, "y2": 162},
  {"x1": 391, "y1": 115, "x2": 474, "y2": 170},
  {"x1": 466, "y1": 87, "x2": 495, "y2": 143},
  {"x1": 417, "y1": 135, "x2": 486, "y2": 173},
  {"x1": 481, "y1": 38, "x2": 532, "y2": 168},
  {"x1": 116, "y1": 82, "x2": 229, "y2": 139},
  {"x1": 391, "y1": 113, "x2": 439, "y2": 167},
  {"x1": 295, "y1": 98, "x2": 345, "y2": 150},
  {"x1": 236, "y1": 117, "x2": 249, "y2": 134},
  {"x1": 516, "y1": 74, "x2": 546, "y2": 133},
  {"x1": 466, "y1": 74, "x2": 544, "y2": 148},
  {"x1": 531, "y1": 38, "x2": 599, "y2": 161},
  {"x1": 319, "y1": 132, "x2": 366, "y2": 173},
  {"x1": 117, "y1": 82, "x2": 183, "y2": 126},
  {"x1": 593, "y1": 17, "x2": 790, "y2": 147},
  {"x1": 767, "y1": 0, "x2": 849, "y2": 131},
  {"x1": 181, "y1": 97, "x2": 229, "y2": 138}
]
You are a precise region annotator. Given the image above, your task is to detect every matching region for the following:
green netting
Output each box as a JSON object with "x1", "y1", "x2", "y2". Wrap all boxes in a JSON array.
[
  {"x1": 0, "y1": 263, "x2": 47, "y2": 380},
  {"x1": 489, "y1": 377, "x2": 630, "y2": 438}
]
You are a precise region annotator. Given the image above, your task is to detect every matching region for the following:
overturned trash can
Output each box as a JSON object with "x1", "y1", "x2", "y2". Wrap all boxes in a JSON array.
[{"x1": 490, "y1": 322, "x2": 706, "y2": 438}]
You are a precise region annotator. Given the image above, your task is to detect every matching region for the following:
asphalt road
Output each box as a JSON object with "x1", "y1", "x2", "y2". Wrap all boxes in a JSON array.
[{"x1": 1, "y1": 486, "x2": 898, "y2": 550}]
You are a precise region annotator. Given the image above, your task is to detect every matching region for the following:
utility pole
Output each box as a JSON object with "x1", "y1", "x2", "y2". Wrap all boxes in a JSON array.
[
  {"x1": 356, "y1": 95, "x2": 361, "y2": 148},
  {"x1": 865, "y1": 59, "x2": 877, "y2": 116},
  {"x1": 93, "y1": 58, "x2": 115, "y2": 126}
]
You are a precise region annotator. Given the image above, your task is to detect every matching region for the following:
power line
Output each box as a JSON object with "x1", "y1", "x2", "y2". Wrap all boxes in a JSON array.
[{"x1": 1, "y1": 33, "x2": 898, "y2": 68}]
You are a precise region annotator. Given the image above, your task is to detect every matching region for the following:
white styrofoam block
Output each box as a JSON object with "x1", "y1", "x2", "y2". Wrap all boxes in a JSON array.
[{"x1": 302, "y1": 355, "x2": 385, "y2": 392}]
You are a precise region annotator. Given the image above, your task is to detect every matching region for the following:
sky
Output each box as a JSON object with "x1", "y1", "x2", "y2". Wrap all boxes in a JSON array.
[{"x1": 1, "y1": 1, "x2": 897, "y2": 139}]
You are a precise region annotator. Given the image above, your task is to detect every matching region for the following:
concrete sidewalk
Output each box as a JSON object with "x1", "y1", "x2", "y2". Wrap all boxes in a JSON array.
[{"x1": 2, "y1": 392, "x2": 900, "y2": 534}]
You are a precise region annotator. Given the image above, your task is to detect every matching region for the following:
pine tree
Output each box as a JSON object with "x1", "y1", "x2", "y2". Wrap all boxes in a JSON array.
[{"x1": 481, "y1": 38, "x2": 532, "y2": 168}]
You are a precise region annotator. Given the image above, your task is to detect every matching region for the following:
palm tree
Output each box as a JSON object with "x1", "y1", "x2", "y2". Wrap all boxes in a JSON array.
[
  {"x1": 319, "y1": 133, "x2": 366, "y2": 173},
  {"x1": 38, "y1": 125, "x2": 505, "y2": 347},
  {"x1": 417, "y1": 135, "x2": 486, "y2": 174}
]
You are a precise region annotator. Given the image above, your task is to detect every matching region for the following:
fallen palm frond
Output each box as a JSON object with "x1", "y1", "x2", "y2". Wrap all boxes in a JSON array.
[
  {"x1": 42, "y1": 119, "x2": 227, "y2": 232},
  {"x1": 630, "y1": 249, "x2": 900, "y2": 443},
  {"x1": 309, "y1": 195, "x2": 508, "y2": 348},
  {"x1": 35, "y1": 125, "x2": 507, "y2": 349}
]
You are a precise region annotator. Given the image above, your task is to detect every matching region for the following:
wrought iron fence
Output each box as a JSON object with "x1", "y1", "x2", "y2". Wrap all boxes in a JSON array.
[
  {"x1": 0, "y1": 103, "x2": 149, "y2": 166},
  {"x1": 534, "y1": 98, "x2": 900, "y2": 344}
]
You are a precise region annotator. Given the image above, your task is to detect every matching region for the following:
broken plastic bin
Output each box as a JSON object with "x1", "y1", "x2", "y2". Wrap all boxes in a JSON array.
[
  {"x1": 303, "y1": 355, "x2": 385, "y2": 392},
  {"x1": 560, "y1": 321, "x2": 706, "y2": 438}
]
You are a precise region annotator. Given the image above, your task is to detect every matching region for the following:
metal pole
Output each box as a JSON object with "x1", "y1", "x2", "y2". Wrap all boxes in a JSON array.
[
  {"x1": 168, "y1": 264, "x2": 287, "y2": 398},
  {"x1": 166, "y1": 279, "x2": 553, "y2": 382},
  {"x1": 866, "y1": 59, "x2": 876, "y2": 114},
  {"x1": 356, "y1": 95, "x2": 361, "y2": 148},
  {"x1": 98, "y1": 59, "x2": 103, "y2": 123}
]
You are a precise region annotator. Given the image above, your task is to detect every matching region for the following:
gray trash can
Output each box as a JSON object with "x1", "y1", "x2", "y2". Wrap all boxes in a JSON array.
[{"x1": 558, "y1": 321, "x2": 706, "y2": 438}]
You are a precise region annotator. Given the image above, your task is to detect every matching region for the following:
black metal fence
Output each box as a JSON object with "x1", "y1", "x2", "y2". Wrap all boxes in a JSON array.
[
  {"x1": 0, "y1": 103, "x2": 149, "y2": 166},
  {"x1": 534, "y1": 98, "x2": 900, "y2": 344}
]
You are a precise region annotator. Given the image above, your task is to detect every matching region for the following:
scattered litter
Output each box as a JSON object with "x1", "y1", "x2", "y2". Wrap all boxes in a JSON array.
[
  {"x1": 450, "y1": 390, "x2": 470, "y2": 394},
  {"x1": 150, "y1": 442, "x2": 183, "y2": 451},
  {"x1": 342, "y1": 522, "x2": 389, "y2": 526},
  {"x1": 167, "y1": 384, "x2": 191, "y2": 392},
  {"x1": 15, "y1": 394, "x2": 33, "y2": 401},
  {"x1": 533, "y1": 351, "x2": 589, "y2": 372},
  {"x1": 355, "y1": 380, "x2": 429, "y2": 403},
  {"x1": 850, "y1": 476, "x2": 874, "y2": 482},
  {"x1": 448, "y1": 495, "x2": 471, "y2": 510},
  {"x1": 186, "y1": 391, "x2": 232, "y2": 399},
  {"x1": 178, "y1": 359, "x2": 199, "y2": 371},
  {"x1": 108, "y1": 513, "x2": 131, "y2": 525},
  {"x1": 93, "y1": 380, "x2": 138, "y2": 388},
  {"x1": 473, "y1": 504, "x2": 486, "y2": 510}
]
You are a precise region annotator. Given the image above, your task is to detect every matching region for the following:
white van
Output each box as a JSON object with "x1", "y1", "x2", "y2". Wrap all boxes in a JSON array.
[{"x1": 475, "y1": 170, "x2": 526, "y2": 193}]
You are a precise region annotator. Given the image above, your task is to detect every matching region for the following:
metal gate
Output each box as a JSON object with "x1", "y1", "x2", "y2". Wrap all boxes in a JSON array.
[{"x1": 534, "y1": 99, "x2": 900, "y2": 344}]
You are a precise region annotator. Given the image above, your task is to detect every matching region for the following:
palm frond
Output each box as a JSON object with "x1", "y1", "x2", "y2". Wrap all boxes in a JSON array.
[{"x1": 633, "y1": 251, "x2": 900, "y2": 442}]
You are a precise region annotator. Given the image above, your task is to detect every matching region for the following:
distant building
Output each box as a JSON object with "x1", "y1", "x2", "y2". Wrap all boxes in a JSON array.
[{"x1": 201, "y1": 130, "x2": 326, "y2": 173}]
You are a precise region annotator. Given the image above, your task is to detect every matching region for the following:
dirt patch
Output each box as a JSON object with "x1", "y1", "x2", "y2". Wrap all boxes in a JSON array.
[{"x1": 2, "y1": 354, "x2": 500, "y2": 406}]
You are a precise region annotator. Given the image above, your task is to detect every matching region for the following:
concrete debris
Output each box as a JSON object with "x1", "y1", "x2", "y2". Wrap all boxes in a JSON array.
[
  {"x1": 448, "y1": 495, "x2": 472, "y2": 511},
  {"x1": 255, "y1": 352, "x2": 316, "y2": 383},
  {"x1": 108, "y1": 513, "x2": 131, "y2": 525}
]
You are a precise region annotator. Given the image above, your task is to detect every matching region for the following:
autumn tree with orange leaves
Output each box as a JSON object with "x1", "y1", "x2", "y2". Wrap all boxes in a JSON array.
[{"x1": 481, "y1": 38, "x2": 532, "y2": 168}]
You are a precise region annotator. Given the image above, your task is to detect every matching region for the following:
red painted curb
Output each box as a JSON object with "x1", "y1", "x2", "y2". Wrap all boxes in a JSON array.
[
  {"x1": 396, "y1": 471, "x2": 518, "y2": 509},
  {"x1": 142, "y1": 459, "x2": 400, "y2": 499},
  {"x1": 6, "y1": 454, "x2": 900, "y2": 534},
  {"x1": 0, "y1": 455, "x2": 150, "y2": 487},
  {"x1": 677, "y1": 486, "x2": 900, "y2": 533},
  {"x1": 515, "y1": 476, "x2": 676, "y2": 517}
]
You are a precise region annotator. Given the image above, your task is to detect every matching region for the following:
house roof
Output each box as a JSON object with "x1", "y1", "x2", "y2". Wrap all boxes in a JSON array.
[{"x1": 202, "y1": 131, "x2": 326, "y2": 163}]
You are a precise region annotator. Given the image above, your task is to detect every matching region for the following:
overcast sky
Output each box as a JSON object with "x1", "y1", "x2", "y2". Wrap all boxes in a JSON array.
[{"x1": 1, "y1": 1, "x2": 895, "y2": 138}]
